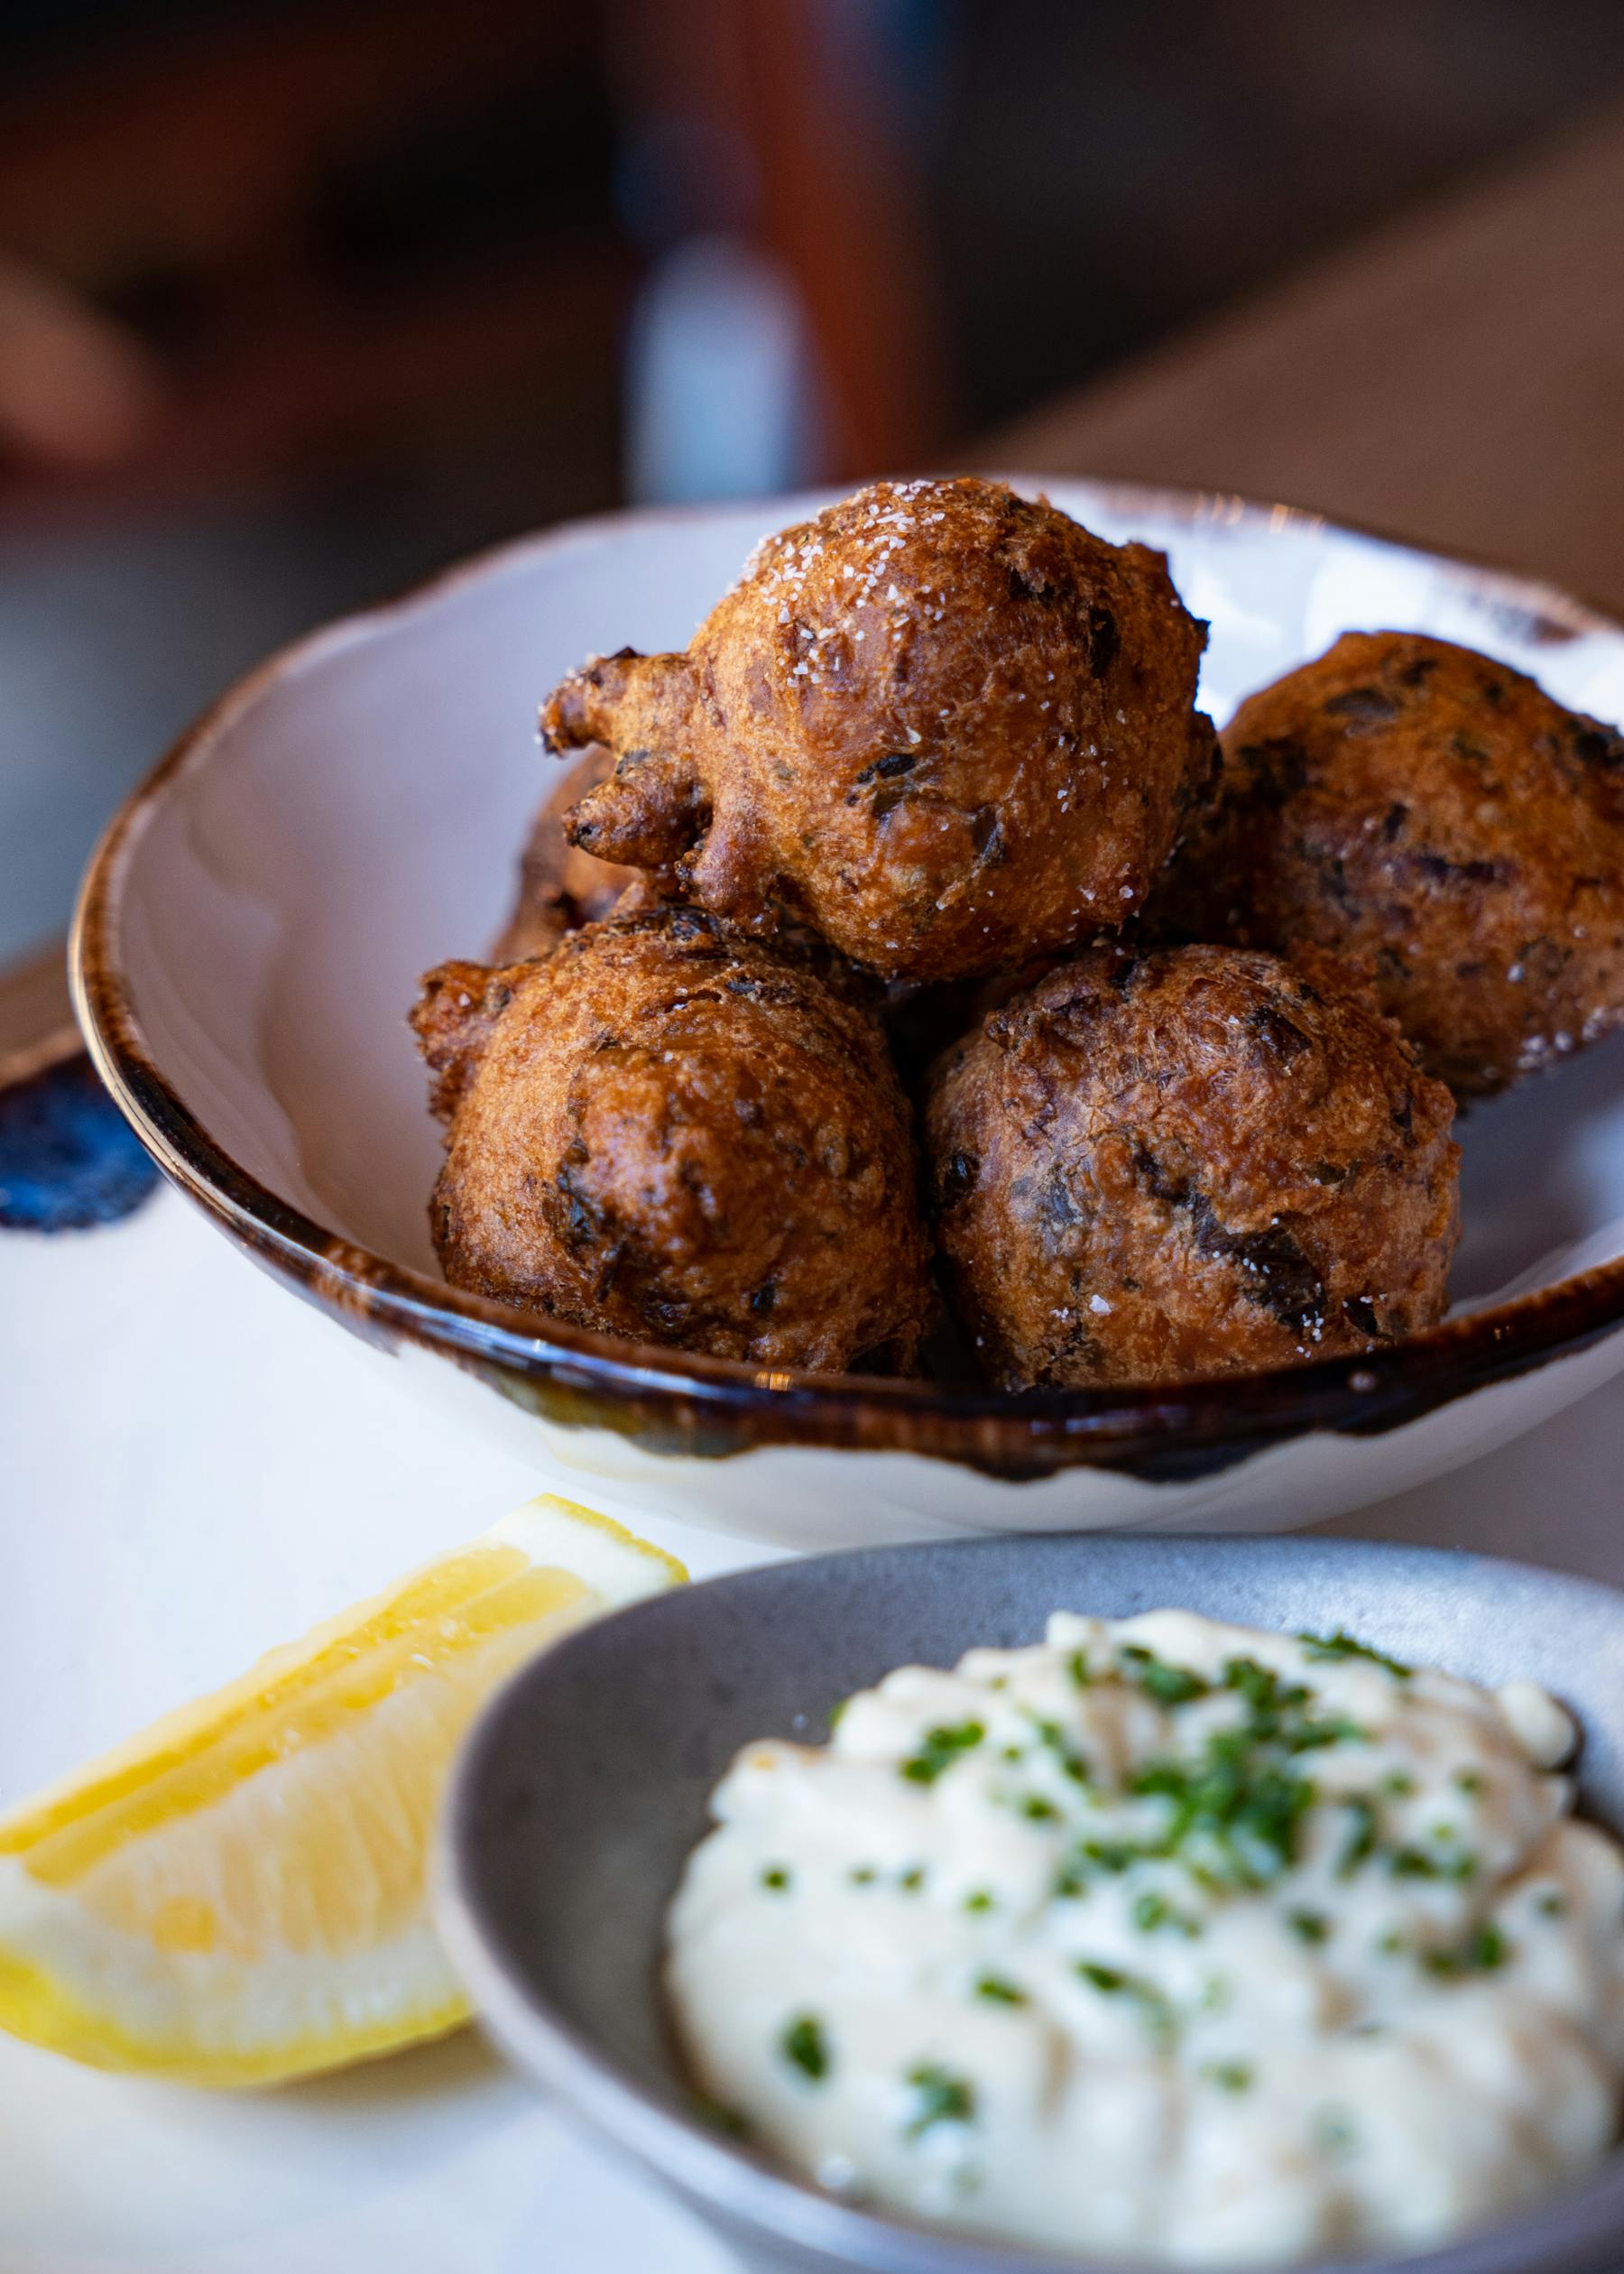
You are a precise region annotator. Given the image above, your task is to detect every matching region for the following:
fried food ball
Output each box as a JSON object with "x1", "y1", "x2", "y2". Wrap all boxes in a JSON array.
[
  {"x1": 494, "y1": 756, "x2": 879, "y2": 1003},
  {"x1": 540, "y1": 476, "x2": 1215, "y2": 983},
  {"x1": 925, "y1": 944, "x2": 1459, "y2": 1389},
  {"x1": 411, "y1": 904, "x2": 933, "y2": 1373},
  {"x1": 492, "y1": 746, "x2": 644, "y2": 961},
  {"x1": 881, "y1": 957, "x2": 1064, "y2": 1091},
  {"x1": 1158, "y1": 630, "x2": 1624, "y2": 1093}
]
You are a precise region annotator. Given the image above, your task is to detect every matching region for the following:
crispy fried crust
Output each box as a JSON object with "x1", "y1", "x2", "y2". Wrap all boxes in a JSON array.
[
  {"x1": 1157, "y1": 630, "x2": 1624, "y2": 1093},
  {"x1": 541, "y1": 477, "x2": 1213, "y2": 983},
  {"x1": 410, "y1": 960, "x2": 529, "y2": 1121},
  {"x1": 925, "y1": 944, "x2": 1459, "y2": 1390},
  {"x1": 413, "y1": 906, "x2": 933, "y2": 1372},
  {"x1": 492, "y1": 745, "x2": 646, "y2": 961}
]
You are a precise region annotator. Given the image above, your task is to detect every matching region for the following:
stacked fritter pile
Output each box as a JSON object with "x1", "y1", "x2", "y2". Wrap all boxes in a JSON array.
[{"x1": 411, "y1": 477, "x2": 1624, "y2": 1389}]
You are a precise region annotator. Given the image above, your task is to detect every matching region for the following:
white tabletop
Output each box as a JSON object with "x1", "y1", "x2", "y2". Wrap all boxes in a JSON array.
[{"x1": 1, "y1": 1184, "x2": 1618, "y2": 2274}]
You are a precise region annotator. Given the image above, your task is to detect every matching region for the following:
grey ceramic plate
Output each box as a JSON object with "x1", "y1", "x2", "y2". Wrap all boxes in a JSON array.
[{"x1": 440, "y1": 1534, "x2": 1624, "y2": 2274}]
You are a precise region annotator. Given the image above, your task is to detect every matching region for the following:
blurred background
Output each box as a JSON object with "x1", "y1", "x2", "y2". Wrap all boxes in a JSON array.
[{"x1": 4, "y1": 0, "x2": 1624, "y2": 967}]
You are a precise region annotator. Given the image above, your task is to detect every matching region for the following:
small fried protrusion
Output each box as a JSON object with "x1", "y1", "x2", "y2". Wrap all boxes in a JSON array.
[
  {"x1": 493, "y1": 745, "x2": 646, "y2": 961},
  {"x1": 411, "y1": 904, "x2": 933, "y2": 1373},
  {"x1": 541, "y1": 477, "x2": 1213, "y2": 983},
  {"x1": 925, "y1": 943, "x2": 1459, "y2": 1390},
  {"x1": 1157, "y1": 630, "x2": 1624, "y2": 1094}
]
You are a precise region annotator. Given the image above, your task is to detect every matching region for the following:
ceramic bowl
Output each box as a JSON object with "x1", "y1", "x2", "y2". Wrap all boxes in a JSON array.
[
  {"x1": 72, "y1": 480, "x2": 1624, "y2": 1550},
  {"x1": 439, "y1": 1530, "x2": 1624, "y2": 2274}
]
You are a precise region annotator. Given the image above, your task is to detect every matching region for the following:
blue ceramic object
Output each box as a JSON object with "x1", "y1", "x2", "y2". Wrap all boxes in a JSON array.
[{"x1": 0, "y1": 1055, "x2": 158, "y2": 1233}]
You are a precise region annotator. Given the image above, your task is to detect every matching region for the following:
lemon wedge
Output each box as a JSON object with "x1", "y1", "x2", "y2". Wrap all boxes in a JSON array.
[{"x1": 0, "y1": 1494, "x2": 683, "y2": 2085}]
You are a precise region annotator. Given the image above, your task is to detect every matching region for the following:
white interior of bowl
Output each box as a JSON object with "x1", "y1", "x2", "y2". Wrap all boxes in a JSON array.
[{"x1": 105, "y1": 480, "x2": 1624, "y2": 1317}]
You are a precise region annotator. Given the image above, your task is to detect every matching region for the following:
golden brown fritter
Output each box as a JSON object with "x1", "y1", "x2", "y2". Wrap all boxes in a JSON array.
[
  {"x1": 540, "y1": 477, "x2": 1215, "y2": 983},
  {"x1": 925, "y1": 944, "x2": 1459, "y2": 1390},
  {"x1": 881, "y1": 957, "x2": 1066, "y2": 1092},
  {"x1": 411, "y1": 904, "x2": 933, "y2": 1373},
  {"x1": 1158, "y1": 630, "x2": 1624, "y2": 1094},
  {"x1": 492, "y1": 746, "x2": 645, "y2": 961},
  {"x1": 413, "y1": 957, "x2": 526, "y2": 1122}
]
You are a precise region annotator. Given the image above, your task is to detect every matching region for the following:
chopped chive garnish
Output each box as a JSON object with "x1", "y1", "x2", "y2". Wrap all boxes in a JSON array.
[
  {"x1": 1026, "y1": 1714, "x2": 1092, "y2": 1783},
  {"x1": 1068, "y1": 1650, "x2": 1092, "y2": 1688},
  {"x1": 1075, "y1": 1961, "x2": 1176, "y2": 2047},
  {"x1": 1218, "y1": 1657, "x2": 1365, "y2": 1752},
  {"x1": 849, "y1": 1864, "x2": 877, "y2": 1886},
  {"x1": 1133, "y1": 1890, "x2": 1201, "y2": 1937},
  {"x1": 780, "y1": 2014, "x2": 828, "y2": 2081},
  {"x1": 1537, "y1": 1890, "x2": 1567, "y2": 1917},
  {"x1": 1297, "y1": 1629, "x2": 1411, "y2": 1678},
  {"x1": 1121, "y1": 1644, "x2": 1209, "y2": 1706},
  {"x1": 1382, "y1": 1770, "x2": 1416, "y2": 1797},
  {"x1": 899, "y1": 1865, "x2": 926, "y2": 1891},
  {"x1": 1288, "y1": 1714, "x2": 1368, "y2": 1752},
  {"x1": 975, "y1": 1974, "x2": 1026, "y2": 2006},
  {"x1": 1020, "y1": 1794, "x2": 1059, "y2": 1821},
  {"x1": 964, "y1": 1889, "x2": 996, "y2": 1913},
  {"x1": 1080, "y1": 1837, "x2": 1144, "y2": 1873},
  {"x1": 1423, "y1": 1922, "x2": 1509, "y2": 1976},
  {"x1": 1454, "y1": 1770, "x2": 1485, "y2": 1797},
  {"x1": 1203, "y1": 2060, "x2": 1253, "y2": 2093},
  {"x1": 761, "y1": 1865, "x2": 791, "y2": 1892},
  {"x1": 1223, "y1": 1656, "x2": 1294, "y2": 1713},
  {"x1": 904, "y1": 2063, "x2": 976, "y2": 2136},
  {"x1": 1288, "y1": 1909, "x2": 1331, "y2": 1946},
  {"x1": 1390, "y1": 1844, "x2": 1471, "y2": 1880},
  {"x1": 901, "y1": 1721, "x2": 985, "y2": 1784}
]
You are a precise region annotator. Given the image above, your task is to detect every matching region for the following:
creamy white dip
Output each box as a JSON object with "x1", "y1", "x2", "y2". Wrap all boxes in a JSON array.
[{"x1": 664, "y1": 1610, "x2": 1624, "y2": 2265}]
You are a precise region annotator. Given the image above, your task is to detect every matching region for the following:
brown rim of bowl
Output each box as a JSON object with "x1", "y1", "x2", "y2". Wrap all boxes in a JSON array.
[{"x1": 68, "y1": 477, "x2": 1624, "y2": 1480}]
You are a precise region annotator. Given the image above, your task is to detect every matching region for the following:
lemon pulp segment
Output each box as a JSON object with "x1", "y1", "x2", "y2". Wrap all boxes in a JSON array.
[{"x1": 0, "y1": 1494, "x2": 683, "y2": 2083}]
